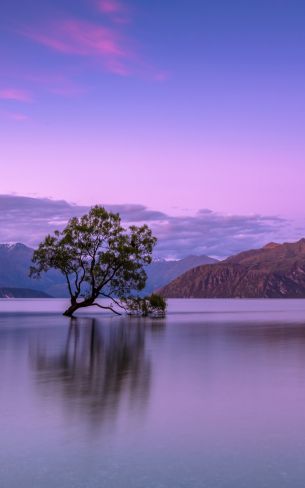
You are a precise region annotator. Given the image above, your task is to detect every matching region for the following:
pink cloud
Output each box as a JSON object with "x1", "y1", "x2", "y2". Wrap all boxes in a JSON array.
[
  {"x1": 98, "y1": 0, "x2": 124, "y2": 14},
  {"x1": 22, "y1": 19, "x2": 132, "y2": 76},
  {"x1": 0, "y1": 88, "x2": 32, "y2": 102},
  {"x1": 96, "y1": 0, "x2": 130, "y2": 23},
  {"x1": 154, "y1": 70, "x2": 171, "y2": 82},
  {"x1": 0, "y1": 110, "x2": 29, "y2": 122},
  {"x1": 10, "y1": 112, "x2": 29, "y2": 121},
  {"x1": 20, "y1": 11, "x2": 166, "y2": 81}
]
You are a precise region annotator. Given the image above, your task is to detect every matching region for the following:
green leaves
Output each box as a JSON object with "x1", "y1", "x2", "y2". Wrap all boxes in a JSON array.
[{"x1": 122, "y1": 293, "x2": 167, "y2": 318}]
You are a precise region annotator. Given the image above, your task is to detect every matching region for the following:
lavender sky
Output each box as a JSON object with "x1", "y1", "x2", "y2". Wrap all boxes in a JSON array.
[{"x1": 0, "y1": 0, "x2": 304, "y2": 257}]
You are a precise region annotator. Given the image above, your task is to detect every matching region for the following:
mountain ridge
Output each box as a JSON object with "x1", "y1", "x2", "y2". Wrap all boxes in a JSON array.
[
  {"x1": 0, "y1": 242, "x2": 217, "y2": 297},
  {"x1": 159, "y1": 238, "x2": 305, "y2": 298},
  {"x1": 0, "y1": 287, "x2": 52, "y2": 298}
]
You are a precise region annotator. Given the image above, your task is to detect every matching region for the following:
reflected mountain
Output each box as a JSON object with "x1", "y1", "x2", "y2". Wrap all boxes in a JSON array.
[{"x1": 29, "y1": 318, "x2": 161, "y2": 429}]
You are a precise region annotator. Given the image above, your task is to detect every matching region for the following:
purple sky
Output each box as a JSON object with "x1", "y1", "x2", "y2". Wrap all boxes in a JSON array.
[{"x1": 1, "y1": 0, "x2": 304, "y2": 256}]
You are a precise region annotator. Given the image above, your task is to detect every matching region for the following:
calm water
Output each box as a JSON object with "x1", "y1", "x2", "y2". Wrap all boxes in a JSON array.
[{"x1": 1, "y1": 299, "x2": 305, "y2": 487}]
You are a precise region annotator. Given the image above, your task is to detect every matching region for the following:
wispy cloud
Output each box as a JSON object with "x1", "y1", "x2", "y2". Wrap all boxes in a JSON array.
[
  {"x1": 19, "y1": 2, "x2": 163, "y2": 79},
  {"x1": 23, "y1": 19, "x2": 126, "y2": 55},
  {"x1": 98, "y1": 0, "x2": 124, "y2": 13},
  {"x1": 0, "y1": 195, "x2": 299, "y2": 259},
  {"x1": 153, "y1": 70, "x2": 170, "y2": 82},
  {"x1": 8, "y1": 112, "x2": 29, "y2": 121},
  {"x1": 96, "y1": 0, "x2": 130, "y2": 23},
  {"x1": 0, "y1": 110, "x2": 29, "y2": 122},
  {"x1": 0, "y1": 88, "x2": 32, "y2": 102},
  {"x1": 22, "y1": 18, "x2": 132, "y2": 76}
]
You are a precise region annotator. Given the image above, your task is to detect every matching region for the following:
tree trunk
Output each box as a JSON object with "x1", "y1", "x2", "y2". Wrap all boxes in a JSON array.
[
  {"x1": 63, "y1": 305, "x2": 79, "y2": 317},
  {"x1": 63, "y1": 299, "x2": 94, "y2": 317},
  {"x1": 63, "y1": 297, "x2": 123, "y2": 317}
]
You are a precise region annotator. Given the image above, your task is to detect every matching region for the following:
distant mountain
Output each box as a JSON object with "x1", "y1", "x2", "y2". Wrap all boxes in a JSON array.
[
  {"x1": 160, "y1": 238, "x2": 305, "y2": 298},
  {"x1": 143, "y1": 255, "x2": 218, "y2": 294},
  {"x1": 0, "y1": 243, "x2": 67, "y2": 297},
  {"x1": 0, "y1": 243, "x2": 217, "y2": 297},
  {"x1": 0, "y1": 287, "x2": 52, "y2": 298}
]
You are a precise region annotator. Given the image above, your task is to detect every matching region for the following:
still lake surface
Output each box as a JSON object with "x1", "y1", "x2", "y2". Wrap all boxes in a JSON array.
[{"x1": 1, "y1": 298, "x2": 305, "y2": 487}]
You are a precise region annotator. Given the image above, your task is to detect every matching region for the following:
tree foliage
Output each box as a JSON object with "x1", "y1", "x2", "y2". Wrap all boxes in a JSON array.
[
  {"x1": 30, "y1": 206, "x2": 157, "y2": 316},
  {"x1": 123, "y1": 293, "x2": 167, "y2": 317}
]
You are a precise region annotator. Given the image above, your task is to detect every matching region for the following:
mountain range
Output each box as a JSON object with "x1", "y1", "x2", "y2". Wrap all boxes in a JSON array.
[
  {"x1": 0, "y1": 243, "x2": 216, "y2": 298},
  {"x1": 160, "y1": 239, "x2": 305, "y2": 298},
  {"x1": 144, "y1": 255, "x2": 218, "y2": 294},
  {"x1": 4, "y1": 239, "x2": 305, "y2": 299},
  {"x1": 0, "y1": 287, "x2": 51, "y2": 298},
  {"x1": 0, "y1": 243, "x2": 66, "y2": 297}
]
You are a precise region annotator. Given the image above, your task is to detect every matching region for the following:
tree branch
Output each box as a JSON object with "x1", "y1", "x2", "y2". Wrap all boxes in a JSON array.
[
  {"x1": 96, "y1": 263, "x2": 122, "y2": 293},
  {"x1": 91, "y1": 302, "x2": 122, "y2": 316},
  {"x1": 75, "y1": 257, "x2": 86, "y2": 295},
  {"x1": 99, "y1": 292, "x2": 127, "y2": 311},
  {"x1": 64, "y1": 272, "x2": 74, "y2": 299}
]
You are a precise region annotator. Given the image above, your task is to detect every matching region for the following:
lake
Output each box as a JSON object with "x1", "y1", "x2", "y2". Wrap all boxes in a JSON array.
[{"x1": 1, "y1": 299, "x2": 305, "y2": 487}]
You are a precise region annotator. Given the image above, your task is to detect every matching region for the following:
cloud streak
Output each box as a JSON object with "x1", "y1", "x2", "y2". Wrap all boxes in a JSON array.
[
  {"x1": 0, "y1": 88, "x2": 32, "y2": 102},
  {"x1": 22, "y1": 19, "x2": 131, "y2": 75},
  {"x1": 98, "y1": 0, "x2": 124, "y2": 13},
  {"x1": 18, "y1": 1, "x2": 164, "y2": 79},
  {"x1": 0, "y1": 110, "x2": 29, "y2": 122},
  {"x1": 0, "y1": 195, "x2": 299, "y2": 259},
  {"x1": 97, "y1": 0, "x2": 130, "y2": 23}
]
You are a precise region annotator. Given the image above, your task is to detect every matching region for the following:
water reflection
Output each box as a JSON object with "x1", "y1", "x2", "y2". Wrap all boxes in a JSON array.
[
  {"x1": 3, "y1": 304, "x2": 305, "y2": 487},
  {"x1": 30, "y1": 318, "x2": 157, "y2": 428}
]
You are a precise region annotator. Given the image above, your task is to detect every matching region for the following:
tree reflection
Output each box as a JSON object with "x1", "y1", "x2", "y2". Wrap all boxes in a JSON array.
[{"x1": 30, "y1": 318, "x2": 157, "y2": 429}]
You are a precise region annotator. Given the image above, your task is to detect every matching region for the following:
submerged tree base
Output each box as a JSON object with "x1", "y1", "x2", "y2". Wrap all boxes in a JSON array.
[
  {"x1": 63, "y1": 294, "x2": 167, "y2": 318},
  {"x1": 63, "y1": 308, "x2": 76, "y2": 317},
  {"x1": 63, "y1": 300, "x2": 92, "y2": 317},
  {"x1": 63, "y1": 300, "x2": 123, "y2": 318}
]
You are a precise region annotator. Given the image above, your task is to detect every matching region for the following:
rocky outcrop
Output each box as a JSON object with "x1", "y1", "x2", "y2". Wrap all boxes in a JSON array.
[{"x1": 160, "y1": 239, "x2": 305, "y2": 298}]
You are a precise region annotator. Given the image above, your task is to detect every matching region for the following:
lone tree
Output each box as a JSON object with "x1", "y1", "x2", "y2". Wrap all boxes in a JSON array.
[{"x1": 30, "y1": 206, "x2": 157, "y2": 317}]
